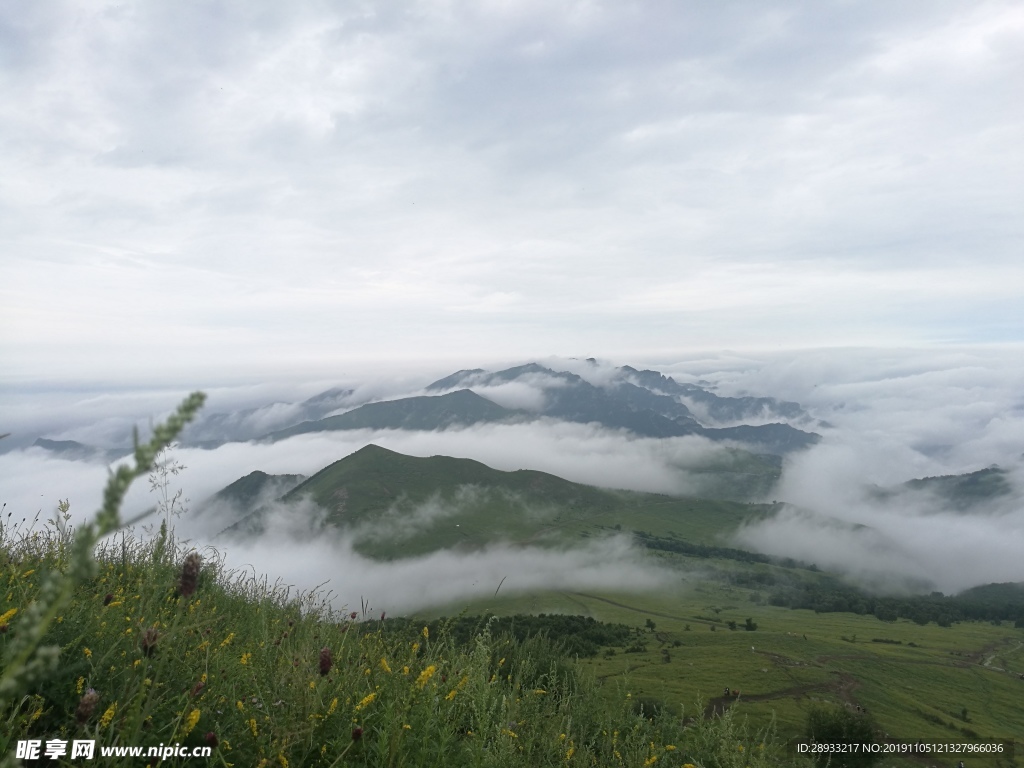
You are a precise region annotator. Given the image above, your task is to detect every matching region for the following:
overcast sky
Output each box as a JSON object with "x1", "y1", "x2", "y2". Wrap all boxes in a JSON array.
[{"x1": 2, "y1": 1, "x2": 1023, "y2": 384}]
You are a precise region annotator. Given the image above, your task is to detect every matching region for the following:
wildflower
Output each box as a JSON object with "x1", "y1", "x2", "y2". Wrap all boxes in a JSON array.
[
  {"x1": 402, "y1": 724, "x2": 411, "y2": 730},
  {"x1": 319, "y1": 646, "x2": 332, "y2": 676},
  {"x1": 107, "y1": 601, "x2": 123, "y2": 608},
  {"x1": 236, "y1": 701, "x2": 245, "y2": 713},
  {"x1": 566, "y1": 746, "x2": 575, "y2": 761},
  {"x1": 240, "y1": 652, "x2": 252, "y2": 666},
  {"x1": 642, "y1": 757, "x2": 658, "y2": 766},
  {"x1": 141, "y1": 627, "x2": 159, "y2": 657},
  {"x1": 415, "y1": 665, "x2": 436, "y2": 689},
  {"x1": 445, "y1": 689, "x2": 458, "y2": 701},
  {"x1": 355, "y1": 692, "x2": 376, "y2": 711},
  {"x1": 178, "y1": 552, "x2": 202, "y2": 597},
  {"x1": 402, "y1": 665, "x2": 410, "y2": 675},
  {"x1": 0, "y1": 607, "x2": 18, "y2": 626},
  {"x1": 309, "y1": 681, "x2": 316, "y2": 689},
  {"x1": 21, "y1": 569, "x2": 34, "y2": 577},
  {"x1": 327, "y1": 698, "x2": 338, "y2": 715},
  {"x1": 379, "y1": 657, "x2": 392, "y2": 673},
  {"x1": 534, "y1": 688, "x2": 547, "y2": 695},
  {"x1": 205, "y1": 732, "x2": 219, "y2": 748},
  {"x1": 665, "y1": 745, "x2": 676, "y2": 751},
  {"x1": 277, "y1": 753, "x2": 289, "y2": 767},
  {"x1": 422, "y1": 626, "x2": 429, "y2": 640},
  {"x1": 76, "y1": 689, "x2": 100, "y2": 724},
  {"x1": 350, "y1": 611, "x2": 358, "y2": 620},
  {"x1": 99, "y1": 703, "x2": 117, "y2": 729},
  {"x1": 220, "y1": 632, "x2": 235, "y2": 647},
  {"x1": 182, "y1": 709, "x2": 201, "y2": 737},
  {"x1": 248, "y1": 718, "x2": 258, "y2": 737},
  {"x1": 351, "y1": 727, "x2": 363, "y2": 741}
]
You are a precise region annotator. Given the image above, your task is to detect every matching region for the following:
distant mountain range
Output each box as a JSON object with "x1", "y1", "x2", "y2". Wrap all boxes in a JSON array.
[{"x1": 265, "y1": 362, "x2": 821, "y2": 454}]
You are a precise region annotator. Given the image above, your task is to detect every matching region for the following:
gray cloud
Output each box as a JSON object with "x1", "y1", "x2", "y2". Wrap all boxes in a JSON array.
[{"x1": 2, "y1": 3, "x2": 1023, "y2": 381}]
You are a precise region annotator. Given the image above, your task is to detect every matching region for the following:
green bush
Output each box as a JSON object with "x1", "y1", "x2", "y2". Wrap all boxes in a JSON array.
[{"x1": 803, "y1": 704, "x2": 879, "y2": 768}]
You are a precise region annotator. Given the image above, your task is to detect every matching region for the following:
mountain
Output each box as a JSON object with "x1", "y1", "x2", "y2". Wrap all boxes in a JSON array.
[
  {"x1": 178, "y1": 387, "x2": 358, "y2": 447},
  {"x1": 32, "y1": 438, "x2": 127, "y2": 464},
  {"x1": 201, "y1": 469, "x2": 306, "y2": 510},
  {"x1": 869, "y1": 466, "x2": 1014, "y2": 511},
  {"x1": 903, "y1": 466, "x2": 1012, "y2": 508},
  {"x1": 265, "y1": 362, "x2": 819, "y2": 453},
  {"x1": 266, "y1": 390, "x2": 516, "y2": 441},
  {"x1": 217, "y1": 444, "x2": 771, "y2": 559}
]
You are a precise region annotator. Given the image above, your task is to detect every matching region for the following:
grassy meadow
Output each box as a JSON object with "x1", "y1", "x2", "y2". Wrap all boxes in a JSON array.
[{"x1": 3, "y1": 398, "x2": 1022, "y2": 768}]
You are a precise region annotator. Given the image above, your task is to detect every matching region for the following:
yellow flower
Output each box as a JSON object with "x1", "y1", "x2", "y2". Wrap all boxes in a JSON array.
[
  {"x1": 642, "y1": 757, "x2": 658, "y2": 766},
  {"x1": 309, "y1": 681, "x2": 316, "y2": 689},
  {"x1": 99, "y1": 703, "x2": 117, "y2": 729},
  {"x1": 402, "y1": 665, "x2": 410, "y2": 675},
  {"x1": 220, "y1": 632, "x2": 235, "y2": 647},
  {"x1": 380, "y1": 657, "x2": 392, "y2": 673},
  {"x1": 75, "y1": 677, "x2": 84, "y2": 695},
  {"x1": 133, "y1": 659, "x2": 141, "y2": 668},
  {"x1": 355, "y1": 692, "x2": 376, "y2": 711},
  {"x1": 0, "y1": 608, "x2": 18, "y2": 625},
  {"x1": 533, "y1": 688, "x2": 547, "y2": 695},
  {"x1": 182, "y1": 709, "x2": 201, "y2": 737},
  {"x1": 106, "y1": 601, "x2": 122, "y2": 608},
  {"x1": 240, "y1": 652, "x2": 252, "y2": 666},
  {"x1": 248, "y1": 718, "x2": 258, "y2": 737},
  {"x1": 422, "y1": 626, "x2": 429, "y2": 640},
  {"x1": 565, "y1": 746, "x2": 575, "y2": 761},
  {"x1": 402, "y1": 724, "x2": 411, "y2": 730},
  {"x1": 445, "y1": 689, "x2": 458, "y2": 701},
  {"x1": 21, "y1": 569, "x2": 35, "y2": 577},
  {"x1": 83, "y1": 647, "x2": 92, "y2": 659},
  {"x1": 415, "y1": 665, "x2": 436, "y2": 689},
  {"x1": 277, "y1": 753, "x2": 289, "y2": 768},
  {"x1": 236, "y1": 700, "x2": 245, "y2": 713},
  {"x1": 327, "y1": 698, "x2": 338, "y2": 715},
  {"x1": 665, "y1": 745, "x2": 676, "y2": 751}
]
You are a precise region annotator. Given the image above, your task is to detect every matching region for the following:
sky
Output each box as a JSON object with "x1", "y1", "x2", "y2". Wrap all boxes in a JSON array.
[{"x1": 2, "y1": 1, "x2": 1023, "y2": 384}]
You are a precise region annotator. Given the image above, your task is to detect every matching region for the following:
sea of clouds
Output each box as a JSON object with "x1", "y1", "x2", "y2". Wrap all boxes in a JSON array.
[{"x1": 2, "y1": 347, "x2": 1022, "y2": 609}]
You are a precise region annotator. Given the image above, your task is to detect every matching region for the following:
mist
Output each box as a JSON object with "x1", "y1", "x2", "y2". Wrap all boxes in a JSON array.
[{"x1": 3, "y1": 347, "x2": 1024, "y2": 602}]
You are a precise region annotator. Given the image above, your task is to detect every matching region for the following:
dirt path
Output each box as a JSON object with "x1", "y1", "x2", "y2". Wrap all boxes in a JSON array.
[
  {"x1": 701, "y1": 672, "x2": 861, "y2": 719},
  {"x1": 571, "y1": 592, "x2": 714, "y2": 625}
]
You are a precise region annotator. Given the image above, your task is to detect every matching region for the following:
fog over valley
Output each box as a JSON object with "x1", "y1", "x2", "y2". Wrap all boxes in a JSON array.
[{"x1": 2, "y1": 349, "x2": 1022, "y2": 611}]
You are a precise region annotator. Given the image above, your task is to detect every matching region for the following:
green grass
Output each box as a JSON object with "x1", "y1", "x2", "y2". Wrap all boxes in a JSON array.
[
  {"x1": 2, "y1": 518, "x2": 811, "y2": 767},
  {"x1": 417, "y1": 573, "x2": 1024, "y2": 768}
]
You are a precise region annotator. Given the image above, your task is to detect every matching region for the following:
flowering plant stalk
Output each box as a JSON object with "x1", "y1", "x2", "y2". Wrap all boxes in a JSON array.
[{"x1": 0, "y1": 393, "x2": 205, "y2": 714}]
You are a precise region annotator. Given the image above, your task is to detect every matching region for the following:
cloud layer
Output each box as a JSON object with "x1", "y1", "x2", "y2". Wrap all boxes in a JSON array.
[
  {"x1": 2, "y1": 3, "x2": 1023, "y2": 381},
  {"x1": 2, "y1": 348, "x2": 1022, "y2": 603}
]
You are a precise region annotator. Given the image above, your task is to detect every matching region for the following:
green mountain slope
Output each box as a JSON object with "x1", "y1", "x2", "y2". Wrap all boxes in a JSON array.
[{"x1": 220, "y1": 445, "x2": 773, "y2": 559}]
